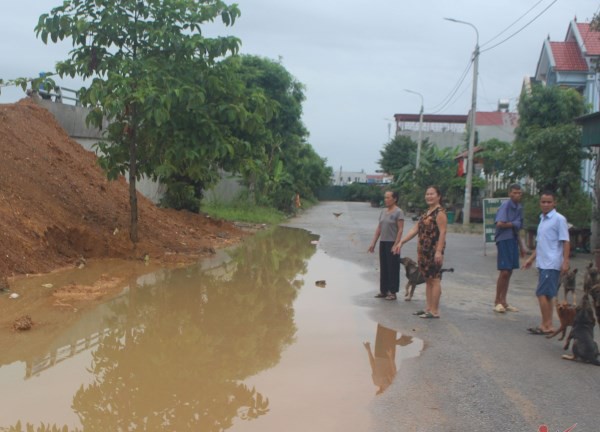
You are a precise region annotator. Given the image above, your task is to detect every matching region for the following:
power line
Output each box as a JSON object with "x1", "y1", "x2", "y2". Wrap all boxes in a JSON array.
[
  {"x1": 429, "y1": 59, "x2": 472, "y2": 113},
  {"x1": 480, "y1": 0, "x2": 559, "y2": 54},
  {"x1": 480, "y1": 0, "x2": 548, "y2": 48}
]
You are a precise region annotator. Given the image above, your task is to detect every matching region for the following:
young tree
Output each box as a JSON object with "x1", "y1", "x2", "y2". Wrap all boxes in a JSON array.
[
  {"x1": 511, "y1": 84, "x2": 588, "y2": 195},
  {"x1": 35, "y1": 0, "x2": 241, "y2": 242},
  {"x1": 378, "y1": 135, "x2": 420, "y2": 177}
]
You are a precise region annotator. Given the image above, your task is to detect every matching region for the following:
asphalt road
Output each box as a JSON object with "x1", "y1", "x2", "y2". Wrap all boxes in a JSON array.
[{"x1": 285, "y1": 201, "x2": 600, "y2": 432}]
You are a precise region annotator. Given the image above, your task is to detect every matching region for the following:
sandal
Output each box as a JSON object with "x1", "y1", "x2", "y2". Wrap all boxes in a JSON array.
[
  {"x1": 385, "y1": 294, "x2": 397, "y2": 300},
  {"x1": 527, "y1": 327, "x2": 552, "y2": 335},
  {"x1": 419, "y1": 312, "x2": 440, "y2": 319},
  {"x1": 412, "y1": 310, "x2": 426, "y2": 315},
  {"x1": 374, "y1": 293, "x2": 387, "y2": 298}
]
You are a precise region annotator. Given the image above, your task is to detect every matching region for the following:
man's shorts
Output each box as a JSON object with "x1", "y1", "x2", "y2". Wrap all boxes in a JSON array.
[
  {"x1": 535, "y1": 269, "x2": 561, "y2": 298},
  {"x1": 496, "y1": 238, "x2": 519, "y2": 270}
]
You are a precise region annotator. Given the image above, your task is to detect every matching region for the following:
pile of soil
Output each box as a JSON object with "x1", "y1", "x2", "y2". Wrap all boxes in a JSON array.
[{"x1": 0, "y1": 99, "x2": 246, "y2": 278}]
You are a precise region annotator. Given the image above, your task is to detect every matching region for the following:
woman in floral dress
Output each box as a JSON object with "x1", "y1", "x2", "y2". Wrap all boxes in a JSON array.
[{"x1": 398, "y1": 186, "x2": 447, "y2": 318}]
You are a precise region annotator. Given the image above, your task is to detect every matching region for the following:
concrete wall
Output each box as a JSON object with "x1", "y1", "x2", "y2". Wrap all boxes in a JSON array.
[
  {"x1": 34, "y1": 96, "x2": 244, "y2": 205},
  {"x1": 34, "y1": 97, "x2": 167, "y2": 203}
]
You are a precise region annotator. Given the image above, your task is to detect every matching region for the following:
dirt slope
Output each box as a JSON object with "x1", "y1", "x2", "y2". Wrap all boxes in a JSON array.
[{"x1": 0, "y1": 99, "x2": 245, "y2": 277}]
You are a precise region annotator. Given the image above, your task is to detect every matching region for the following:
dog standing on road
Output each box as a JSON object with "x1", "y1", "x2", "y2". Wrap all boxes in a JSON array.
[
  {"x1": 559, "y1": 268, "x2": 577, "y2": 305},
  {"x1": 400, "y1": 257, "x2": 454, "y2": 301},
  {"x1": 583, "y1": 262, "x2": 599, "y2": 294},
  {"x1": 546, "y1": 302, "x2": 576, "y2": 341},
  {"x1": 562, "y1": 294, "x2": 600, "y2": 365}
]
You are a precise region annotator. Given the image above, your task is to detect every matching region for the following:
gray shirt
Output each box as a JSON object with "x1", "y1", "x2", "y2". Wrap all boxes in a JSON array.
[{"x1": 379, "y1": 207, "x2": 404, "y2": 242}]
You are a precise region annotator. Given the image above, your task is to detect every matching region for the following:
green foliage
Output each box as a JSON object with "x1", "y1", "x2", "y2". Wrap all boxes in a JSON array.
[
  {"x1": 35, "y1": 0, "x2": 242, "y2": 242},
  {"x1": 160, "y1": 179, "x2": 203, "y2": 212},
  {"x1": 378, "y1": 135, "x2": 421, "y2": 175},
  {"x1": 223, "y1": 55, "x2": 332, "y2": 213},
  {"x1": 202, "y1": 202, "x2": 286, "y2": 224},
  {"x1": 511, "y1": 85, "x2": 589, "y2": 194},
  {"x1": 341, "y1": 183, "x2": 385, "y2": 204},
  {"x1": 395, "y1": 145, "x2": 467, "y2": 212},
  {"x1": 479, "y1": 138, "x2": 511, "y2": 176},
  {"x1": 522, "y1": 190, "x2": 592, "y2": 229}
]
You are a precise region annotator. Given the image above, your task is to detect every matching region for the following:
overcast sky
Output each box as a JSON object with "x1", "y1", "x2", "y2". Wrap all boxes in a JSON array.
[{"x1": 1, "y1": 0, "x2": 599, "y2": 173}]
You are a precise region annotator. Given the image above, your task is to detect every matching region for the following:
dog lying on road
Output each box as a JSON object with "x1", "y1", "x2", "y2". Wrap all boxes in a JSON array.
[
  {"x1": 546, "y1": 302, "x2": 576, "y2": 341},
  {"x1": 562, "y1": 294, "x2": 600, "y2": 365},
  {"x1": 400, "y1": 257, "x2": 454, "y2": 301}
]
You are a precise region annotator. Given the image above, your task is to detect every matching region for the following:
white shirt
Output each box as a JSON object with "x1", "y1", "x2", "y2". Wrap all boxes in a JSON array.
[{"x1": 535, "y1": 209, "x2": 569, "y2": 270}]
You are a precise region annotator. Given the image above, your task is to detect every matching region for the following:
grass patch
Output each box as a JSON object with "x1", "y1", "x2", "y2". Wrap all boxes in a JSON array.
[{"x1": 202, "y1": 202, "x2": 287, "y2": 225}]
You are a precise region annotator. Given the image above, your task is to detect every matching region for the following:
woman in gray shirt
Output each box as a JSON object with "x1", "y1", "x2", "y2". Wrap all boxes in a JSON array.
[{"x1": 368, "y1": 190, "x2": 405, "y2": 300}]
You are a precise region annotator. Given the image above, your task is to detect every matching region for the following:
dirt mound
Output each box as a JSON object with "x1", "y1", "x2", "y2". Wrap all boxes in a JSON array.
[{"x1": 0, "y1": 99, "x2": 245, "y2": 277}]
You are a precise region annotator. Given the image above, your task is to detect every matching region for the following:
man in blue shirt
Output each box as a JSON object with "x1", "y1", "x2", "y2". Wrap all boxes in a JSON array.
[
  {"x1": 493, "y1": 184, "x2": 525, "y2": 313},
  {"x1": 523, "y1": 191, "x2": 570, "y2": 335}
]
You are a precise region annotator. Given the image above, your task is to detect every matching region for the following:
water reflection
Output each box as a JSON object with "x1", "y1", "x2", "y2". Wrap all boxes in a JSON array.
[
  {"x1": 1, "y1": 227, "x2": 318, "y2": 431},
  {"x1": 363, "y1": 324, "x2": 416, "y2": 395}
]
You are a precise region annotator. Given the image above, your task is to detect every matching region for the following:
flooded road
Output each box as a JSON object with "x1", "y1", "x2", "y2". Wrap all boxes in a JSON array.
[{"x1": 1, "y1": 226, "x2": 421, "y2": 431}]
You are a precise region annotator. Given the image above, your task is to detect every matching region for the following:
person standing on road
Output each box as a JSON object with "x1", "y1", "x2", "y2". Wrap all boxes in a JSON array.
[
  {"x1": 522, "y1": 191, "x2": 570, "y2": 335},
  {"x1": 493, "y1": 183, "x2": 525, "y2": 313},
  {"x1": 368, "y1": 190, "x2": 405, "y2": 300},
  {"x1": 398, "y1": 186, "x2": 447, "y2": 319}
]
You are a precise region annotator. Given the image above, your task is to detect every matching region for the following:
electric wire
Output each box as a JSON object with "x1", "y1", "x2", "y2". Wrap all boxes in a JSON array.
[
  {"x1": 480, "y1": 0, "x2": 547, "y2": 48},
  {"x1": 429, "y1": 59, "x2": 472, "y2": 113},
  {"x1": 480, "y1": 0, "x2": 559, "y2": 54}
]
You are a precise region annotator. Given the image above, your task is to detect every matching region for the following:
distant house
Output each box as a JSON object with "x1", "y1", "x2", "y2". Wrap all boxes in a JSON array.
[
  {"x1": 394, "y1": 113, "x2": 467, "y2": 150},
  {"x1": 394, "y1": 105, "x2": 518, "y2": 150},
  {"x1": 330, "y1": 169, "x2": 392, "y2": 186},
  {"x1": 528, "y1": 18, "x2": 600, "y2": 191}
]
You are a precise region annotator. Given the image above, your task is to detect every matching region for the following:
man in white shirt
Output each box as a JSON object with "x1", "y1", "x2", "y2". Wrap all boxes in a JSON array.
[{"x1": 523, "y1": 191, "x2": 570, "y2": 335}]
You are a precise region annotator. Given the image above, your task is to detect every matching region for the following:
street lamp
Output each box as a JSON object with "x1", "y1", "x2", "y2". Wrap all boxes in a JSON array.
[
  {"x1": 404, "y1": 89, "x2": 424, "y2": 169},
  {"x1": 445, "y1": 17, "x2": 479, "y2": 225}
]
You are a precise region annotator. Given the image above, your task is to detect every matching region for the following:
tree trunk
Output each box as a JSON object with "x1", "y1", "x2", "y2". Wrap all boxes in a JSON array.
[{"x1": 128, "y1": 107, "x2": 139, "y2": 243}]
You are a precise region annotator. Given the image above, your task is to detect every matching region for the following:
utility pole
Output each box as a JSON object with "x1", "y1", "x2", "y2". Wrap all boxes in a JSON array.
[
  {"x1": 404, "y1": 89, "x2": 424, "y2": 169},
  {"x1": 445, "y1": 17, "x2": 479, "y2": 225}
]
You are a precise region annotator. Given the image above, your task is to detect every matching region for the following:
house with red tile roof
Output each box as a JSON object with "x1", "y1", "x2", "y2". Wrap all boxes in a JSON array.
[
  {"x1": 534, "y1": 19, "x2": 600, "y2": 110},
  {"x1": 531, "y1": 19, "x2": 600, "y2": 192},
  {"x1": 393, "y1": 105, "x2": 519, "y2": 151}
]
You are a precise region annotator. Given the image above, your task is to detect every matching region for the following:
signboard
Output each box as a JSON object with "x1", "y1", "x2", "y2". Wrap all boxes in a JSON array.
[{"x1": 483, "y1": 197, "x2": 508, "y2": 255}]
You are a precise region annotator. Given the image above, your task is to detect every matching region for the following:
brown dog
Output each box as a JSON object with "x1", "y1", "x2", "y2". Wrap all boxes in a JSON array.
[
  {"x1": 546, "y1": 302, "x2": 576, "y2": 340},
  {"x1": 400, "y1": 257, "x2": 453, "y2": 301},
  {"x1": 562, "y1": 294, "x2": 600, "y2": 365},
  {"x1": 559, "y1": 268, "x2": 577, "y2": 305}
]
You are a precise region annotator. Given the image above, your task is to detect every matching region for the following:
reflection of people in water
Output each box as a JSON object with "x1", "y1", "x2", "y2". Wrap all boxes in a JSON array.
[{"x1": 363, "y1": 324, "x2": 412, "y2": 395}]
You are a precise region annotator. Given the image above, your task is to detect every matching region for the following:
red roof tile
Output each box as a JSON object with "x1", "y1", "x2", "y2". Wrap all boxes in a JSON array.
[
  {"x1": 394, "y1": 114, "x2": 467, "y2": 123},
  {"x1": 549, "y1": 41, "x2": 588, "y2": 71},
  {"x1": 576, "y1": 23, "x2": 600, "y2": 56},
  {"x1": 475, "y1": 111, "x2": 519, "y2": 127}
]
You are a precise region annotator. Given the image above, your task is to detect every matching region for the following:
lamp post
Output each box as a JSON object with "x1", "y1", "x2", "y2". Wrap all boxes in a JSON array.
[
  {"x1": 445, "y1": 17, "x2": 479, "y2": 225},
  {"x1": 404, "y1": 89, "x2": 424, "y2": 169}
]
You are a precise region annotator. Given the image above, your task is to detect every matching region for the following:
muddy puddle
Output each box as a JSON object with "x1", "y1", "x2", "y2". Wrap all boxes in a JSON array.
[{"x1": 0, "y1": 227, "x2": 422, "y2": 431}]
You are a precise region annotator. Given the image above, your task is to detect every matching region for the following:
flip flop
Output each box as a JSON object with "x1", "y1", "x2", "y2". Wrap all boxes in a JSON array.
[
  {"x1": 412, "y1": 310, "x2": 426, "y2": 315},
  {"x1": 374, "y1": 293, "x2": 387, "y2": 298},
  {"x1": 527, "y1": 327, "x2": 552, "y2": 335},
  {"x1": 385, "y1": 294, "x2": 397, "y2": 300},
  {"x1": 419, "y1": 312, "x2": 440, "y2": 319}
]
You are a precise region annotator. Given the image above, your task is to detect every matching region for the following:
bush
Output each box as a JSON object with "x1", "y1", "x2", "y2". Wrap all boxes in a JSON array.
[{"x1": 522, "y1": 190, "x2": 592, "y2": 229}]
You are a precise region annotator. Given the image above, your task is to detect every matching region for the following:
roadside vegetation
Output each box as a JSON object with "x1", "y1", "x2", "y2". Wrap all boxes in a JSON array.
[{"x1": 1, "y1": 0, "x2": 331, "y2": 242}]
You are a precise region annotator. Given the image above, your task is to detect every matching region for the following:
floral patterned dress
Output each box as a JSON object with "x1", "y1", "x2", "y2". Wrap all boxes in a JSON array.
[{"x1": 417, "y1": 206, "x2": 446, "y2": 279}]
